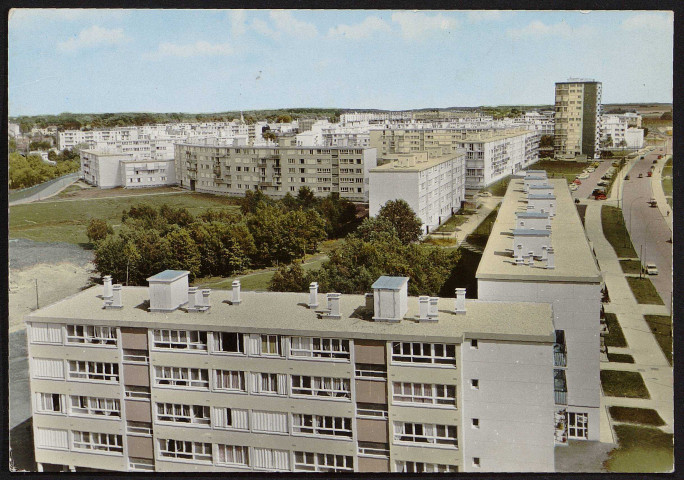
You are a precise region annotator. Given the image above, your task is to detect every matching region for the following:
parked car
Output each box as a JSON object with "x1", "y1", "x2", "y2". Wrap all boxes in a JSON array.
[
  {"x1": 586, "y1": 168, "x2": 595, "y2": 173},
  {"x1": 653, "y1": 159, "x2": 658, "y2": 164},
  {"x1": 595, "y1": 193, "x2": 607, "y2": 200},
  {"x1": 643, "y1": 263, "x2": 658, "y2": 275},
  {"x1": 658, "y1": 155, "x2": 663, "y2": 159},
  {"x1": 649, "y1": 198, "x2": 657, "y2": 207},
  {"x1": 647, "y1": 171, "x2": 653, "y2": 177},
  {"x1": 573, "y1": 179, "x2": 582, "y2": 185},
  {"x1": 597, "y1": 180, "x2": 608, "y2": 186},
  {"x1": 570, "y1": 184, "x2": 579, "y2": 191},
  {"x1": 479, "y1": 191, "x2": 492, "y2": 197},
  {"x1": 638, "y1": 173, "x2": 643, "y2": 178},
  {"x1": 625, "y1": 175, "x2": 630, "y2": 180}
]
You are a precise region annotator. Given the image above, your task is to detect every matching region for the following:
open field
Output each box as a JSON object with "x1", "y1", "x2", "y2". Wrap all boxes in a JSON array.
[
  {"x1": 601, "y1": 206, "x2": 638, "y2": 258},
  {"x1": 626, "y1": 277, "x2": 664, "y2": 305},
  {"x1": 600, "y1": 370, "x2": 650, "y2": 399},
  {"x1": 528, "y1": 159, "x2": 590, "y2": 184},
  {"x1": 9, "y1": 192, "x2": 242, "y2": 244},
  {"x1": 604, "y1": 425, "x2": 673, "y2": 473},
  {"x1": 644, "y1": 315, "x2": 672, "y2": 365}
]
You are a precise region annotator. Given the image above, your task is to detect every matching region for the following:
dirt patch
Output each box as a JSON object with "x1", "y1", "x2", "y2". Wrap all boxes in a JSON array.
[{"x1": 9, "y1": 262, "x2": 96, "y2": 332}]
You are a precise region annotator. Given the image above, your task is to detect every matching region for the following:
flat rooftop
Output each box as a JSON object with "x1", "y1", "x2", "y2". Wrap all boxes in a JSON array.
[
  {"x1": 27, "y1": 287, "x2": 554, "y2": 344},
  {"x1": 370, "y1": 151, "x2": 465, "y2": 173},
  {"x1": 476, "y1": 178, "x2": 601, "y2": 283}
]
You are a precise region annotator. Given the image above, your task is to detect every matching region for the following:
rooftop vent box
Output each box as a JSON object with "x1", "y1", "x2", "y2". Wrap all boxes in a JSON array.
[
  {"x1": 371, "y1": 276, "x2": 409, "y2": 322},
  {"x1": 147, "y1": 270, "x2": 190, "y2": 312}
]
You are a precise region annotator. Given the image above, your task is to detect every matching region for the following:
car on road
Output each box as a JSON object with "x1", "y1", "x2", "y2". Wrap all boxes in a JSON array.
[
  {"x1": 649, "y1": 198, "x2": 657, "y2": 207},
  {"x1": 658, "y1": 155, "x2": 663, "y2": 159},
  {"x1": 653, "y1": 159, "x2": 658, "y2": 164},
  {"x1": 643, "y1": 263, "x2": 658, "y2": 275},
  {"x1": 579, "y1": 174, "x2": 590, "y2": 179},
  {"x1": 625, "y1": 175, "x2": 630, "y2": 180},
  {"x1": 647, "y1": 171, "x2": 653, "y2": 177},
  {"x1": 479, "y1": 191, "x2": 492, "y2": 197},
  {"x1": 569, "y1": 184, "x2": 579, "y2": 191},
  {"x1": 638, "y1": 173, "x2": 643, "y2": 178},
  {"x1": 597, "y1": 180, "x2": 608, "y2": 186},
  {"x1": 586, "y1": 168, "x2": 595, "y2": 173}
]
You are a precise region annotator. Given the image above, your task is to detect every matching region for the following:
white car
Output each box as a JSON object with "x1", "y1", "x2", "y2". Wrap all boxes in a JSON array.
[
  {"x1": 479, "y1": 191, "x2": 492, "y2": 197},
  {"x1": 569, "y1": 184, "x2": 579, "y2": 191},
  {"x1": 579, "y1": 173, "x2": 590, "y2": 179},
  {"x1": 644, "y1": 263, "x2": 658, "y2": 275},
  {"x1": 586, "y1": 168, "x2": 595, "y2": 173}
]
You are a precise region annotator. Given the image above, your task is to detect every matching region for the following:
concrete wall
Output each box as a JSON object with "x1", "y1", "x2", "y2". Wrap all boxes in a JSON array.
[
  {"x1": 369, "y1": 171, "x2": 418, "y2": 219},
  {"x1": 460, "y1": 340, "x2": 555, "y2": 472}
]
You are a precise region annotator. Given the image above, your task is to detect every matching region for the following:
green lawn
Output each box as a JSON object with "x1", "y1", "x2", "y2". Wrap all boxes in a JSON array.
[
  {"x1": 626, "y1": 277, "x2": 664, "y2": 305},
  {"x1": 604, "y1": 425, "x2": 673, "y2": 472},
  {"x1": 600, "y1": 370, "x2": 650, "y2": 399},
  {"x1": 607, "y1": 353, "x2": 635, "y2": 364},
  {"x1": 601, "y1": 206, "x2": 638, "y2": 258},
  {"x1": 644, "y1": 315, "x2": 673, "y2": 365},
  {"x1": 528, "y1": 160, "x2": 589, "y2": 184},
  {"x1": 661, "y1": 176, "x2": 672, "y2": 197},
  {"x1": 609, "y1": 407, "x2": 665, "y2": 427},
  {"x1": 484, "y1": 176, "x2": 511, "y2": 196},
  {"x1": 604, "y1": 312, "x2": 628, "y2": 348},
  {"x1": 9, "y1": 192, "x2": 241, "y2": 244},
  {"x1": 423, "y1": 236, "x2": 459, "y2": 247},
  {"x1": 619, "y1": 259, "x2": 641, "y2": 274},
  {"x1": 466, "y1": 205, "x2": 500, "y2": 248},
  {"x1": 435, "y1": 214, "x2": 469, "y2": 233}
]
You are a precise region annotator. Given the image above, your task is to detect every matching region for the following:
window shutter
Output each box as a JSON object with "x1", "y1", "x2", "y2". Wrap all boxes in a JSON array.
[
  {"x1": 253, "y1": 447, "x2": 268, "y2": 469},
  {"x1": 212, "y1": 332, "x2": 220, "y2": 352},
  {"x1": 213, "y1": 407, "x2": 225, "y2": 428},
  {"x1": 251, "y1": 373, "x2": 260, "y2": 393},
  {"x1": 33, "y1": 358, "x2": 64, "y2": 379},
  {"x1": 30, "y1": 323, "x2": 62, "y2": 344},
  {"x1": 277, "y1": 374, "x2": 287, "y2": 395},
  {"x1": 280, "y1": 336, "x2": 288, "y2": 357},
  {"x1": 35, "y1": 427, "x2": 68, "y2": 450},
  {"x1": 233, "y1": 409, "x2": 249, "y2": 430},
  {"x1": 274, "y1": 449, "x2": 290, "y2": 470}
]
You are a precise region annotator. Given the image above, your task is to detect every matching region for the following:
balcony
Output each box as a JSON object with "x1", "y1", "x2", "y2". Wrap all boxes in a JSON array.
[
  {"x1": 554, "y1": 330, "x2": 567, "y2": 367},
  {"x1": 554, "y1": 369, "x2": 567, "y2": 405}
]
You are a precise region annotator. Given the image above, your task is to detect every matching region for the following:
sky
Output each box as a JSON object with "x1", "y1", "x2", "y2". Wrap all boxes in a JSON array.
[{"x1": 8, "y1": 9, "x2": 674, "y2": 116}]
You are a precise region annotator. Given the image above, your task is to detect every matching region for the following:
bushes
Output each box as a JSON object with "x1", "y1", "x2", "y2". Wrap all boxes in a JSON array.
[{"x1": 9, "y1": 152, "x2": 80, "y2": 190}]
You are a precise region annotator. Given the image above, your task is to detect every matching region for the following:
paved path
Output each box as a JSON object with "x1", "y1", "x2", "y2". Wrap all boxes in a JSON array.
[
  {"x1": 426, "y1": 196, "x2": 501, "y2": 247},
  {"x1": 583, "y1": 202, "x2": 673, "y2": 437},
  {"x1": 9, "y1": 173, "x2": 80, "y2": 206}
]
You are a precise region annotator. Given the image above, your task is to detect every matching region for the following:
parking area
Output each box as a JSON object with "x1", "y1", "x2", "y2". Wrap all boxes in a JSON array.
[{"x1": 571, "y1": 160, "x2": 614, "y2": 199}]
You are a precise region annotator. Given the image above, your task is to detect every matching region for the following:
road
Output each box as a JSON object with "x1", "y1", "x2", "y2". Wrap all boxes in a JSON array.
[
  {"x1": 572, "y1": 160, "x2": 613, "y2": 199},
  {"x1": 622, "y1": 143, "x2": 673, "y2": 313},
  {"x1": 8, "y1": 172, "x2": 79, "y2": 206}
]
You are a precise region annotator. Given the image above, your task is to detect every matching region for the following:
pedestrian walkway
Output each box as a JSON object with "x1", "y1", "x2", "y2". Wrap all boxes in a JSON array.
[
  {"x1": 426, "y1": 196, "x2": 501, "y2": 247},
  {"x1": 584, "y1": 202, "x2": 673, "y2": 438},
  {"x1": 649, "y1": 156, "x2": 673, "y2": 232}
]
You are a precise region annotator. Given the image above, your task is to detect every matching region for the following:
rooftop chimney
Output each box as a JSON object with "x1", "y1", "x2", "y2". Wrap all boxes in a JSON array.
[
  {"x1": 187, "y1": 286, "x2": 199, "y2": 309},
  {"x1": 527, "y1": 251, "x2": 535, "y2": 266},
  {"x1": 365, "y1": 293, "x2": 374, "y2": 312},
  {"x1": 308, "y1": 282, "x2": 318, "y2": 309},
  {"x1": 371, "y1": 276, "x2": 409, "y2": 322},
  {"x1": 326, "y1": 293, "x2": 341, "y2": 319},
  {"x1": 104, "y1": 284, "x2": 123, "y2": 309},
  {"x1": 428, "y1": 297, "x2": 439, "y2": 320},
  {"x1": 454, "y1": 288, "x2": 466, "y2": 314},
  {"x1": 147, "y1": 270, "x2": 190, "y2": 312},
  {"x1": 546, "y1": 247, "x2": 556, "y2": 269},
  {"x1": 232, "y1": 280, "x2": 241, "y2": 305},
  {"x1": 103, "y1": 275, "x2": 113, "y2": 299},
  {"x1": 187, "y1": 287, "x2": 210, "y2": 312},
  {"x1": 417, "y1": 296, "x2": 430, "y2": 322}
]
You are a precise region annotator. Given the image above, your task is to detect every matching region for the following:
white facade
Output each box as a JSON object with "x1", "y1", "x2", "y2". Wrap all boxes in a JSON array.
[
  {"x1": 8, "y1": 122, "x2": 21, "y2": 137},
  {"x1": 369, "y1": 150, "x2": 466, "y2": 233},
  {"x1": 601, "y1": 114, "x2": 644, "y2": 149},
  {"x1": 81, "y1": 149, "x2": 176, "y2": 189}
]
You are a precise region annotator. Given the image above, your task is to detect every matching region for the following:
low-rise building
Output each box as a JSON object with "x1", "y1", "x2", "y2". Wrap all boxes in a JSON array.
[
  {"x1": 80, "y1": 150, "x2": 176, "y2": 189},
  {"x1": 175, "y1": 144, "x2": 377, "y2": 202},
  {"x1": 26, "y1": 272, "x2": 556, "y2": 473},
  {"x1": 601, "y1": 114, "x2": 644, "y2": 149},
  {"x1": 369, "y1": 149, "x2": 466, "y2": 234}
]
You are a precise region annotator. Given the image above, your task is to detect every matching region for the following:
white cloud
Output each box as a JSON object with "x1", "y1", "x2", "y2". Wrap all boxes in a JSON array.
[
  {"x1": 269, "y1": 10, "x2": 318, "y2": 38},
  {"x1": 146, "y1": 41, "x2": 234, "y2": 58},
  {"x1": 328, "y1": 16, "x2": 391, "y2": 40},
  {"x1": 251, "y1": 18, "x2": 277, "y2": 38},
  {"x1": 621, "y1": 12, "x2": 673, "y2": 31},
  {"x1": 57, "y1": 25, "x2": 128, "y2": 52},
  {"x1": 391, "y1": 11, "x2": 459, "y2": 40},
  {"x1": 10, "y1": 8, "x2": 129, "y2": 27},
  {"x1": 506, "y1": 20, "x2": 592, "y2": 39},
  {"x1": 227, "y1": 9, "x2": 247, "y2": 36},
  {"x1": 467, "y1": 11, "x2": 503, "y2": 22}
]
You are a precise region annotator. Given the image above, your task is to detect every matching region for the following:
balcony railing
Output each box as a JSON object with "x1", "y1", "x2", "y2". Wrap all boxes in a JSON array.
[
  {"x1": 554, "y1": 344, "x2": 567, "y2": 368},
  {"x1": 554, "y1": 369, "x2": 567, "y2": 405}
]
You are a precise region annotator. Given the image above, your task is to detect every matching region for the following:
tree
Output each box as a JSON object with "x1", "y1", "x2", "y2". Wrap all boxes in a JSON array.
[
  {"x1": 240, "y1": 189, "x2": 271, "y2": 215},
  {"x1": 377, "y1": 199, "x2": 422, "y2": 245},
  {"x1": 642, "y1": 127, "x2": 649, "y2": 137},
  {"x1": 355, "y1": 217, "x2": 398, "y2": 243},
  {"x1": 660, "y1": 111, "x2": 672, "y2": 121},
  {"x1": 540, "y1": 135, "x2": 554, "y2": 148},
  {"x1": 86, "y1": 218, "x2": 114, "y2": 244},
  {"x1": 618, "y1": 139, "x2": 628, "y2": 148},
  {"x1": 160, "y1": 228, "x2": 201, "y2": 280},
  {"x1": 296, "y1": 186, "x2": 316, "y2": 209},
  {"x1": 276, "y1": 114, "x2": 293, "y2": 123},
  {"x1": 269, "y1": 262, "x2": 310, "y2": 292}
]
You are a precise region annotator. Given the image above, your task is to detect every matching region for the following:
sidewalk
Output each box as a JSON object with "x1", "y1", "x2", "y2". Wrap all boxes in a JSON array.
[
  {"x1": 584, "y1": 202, "x2": 673, "y2": 436},
  {"x1": 428, "y1": 196, "x2": 501, "y2": 247}
]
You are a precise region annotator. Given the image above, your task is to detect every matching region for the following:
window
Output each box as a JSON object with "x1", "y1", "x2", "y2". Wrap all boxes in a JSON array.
[
  {"x1": 391, "y1": 342, "x2": 456, "y2": 365},
  {"x1": 128, "y1": 457, "x2": 155, "y2": 471},
  {"x1": 72, "y1": 431, "x2": 123, "y2": 454},
  {"x1": 392, "y1": 382, "x2": 456, "y2": 406},
  {"x1": 471, "y1": 379, "x2": 479, "y2": 389},
  {"x1": 30, "y1": 323, "x2": 62, "y2": 344},
  {"x1": 156, "y1": 403, "x2": 210, "y2": 426},
  {"x1": 252, "y1": 447, "x2": 290, "y2": 471},
  {"x1": 252, "y1": 411, "x2": 288, "y2": 434},
  {"x1": 153, "y1": 329, "x2": 207, "y2": 351},
  {"x1": 68, "y1": 361, "x2": 119, "y2": 382},
  {"x1": 35, "y1": 393, "x2": 64, "y2": 414},
  {"x1": 216, "y1": 445, "x2": 249, "y2": 467},
  {"x1": 568, "y1": 412, "x2": 589, "y2": 439},
  {"x1": 123, "y1": 349, "x2": 148, "y2": 364},
  {"x1": 154, "y1": 366, "x2": 208, "y2": 389},
  {"x1": 127, "y1": 421, "x2": 152, "y2": 436},
  {"x1": 213, "y1": 407, "x2": 249, "y2": 430},
  {"x1": 355, "y1": 364, "x2": 387, "y2": 380},
  {"x1": 214, "y1": 369, "x2": 246, "y2": 392},
  {"x1": 261, "y1": 334, "x2": 282, "y2": 356},
  {"x1": 35, "y1": 427, "x2": 68, "y2": 451},
  {"x1": 32, "y1": 358, "x2": 64, "y2": 379},
  {"x1": 158, "y1": 439, "x2": 212, "y2": 462},
  {"x1": 70, "y1": 396, "x2": 120, "y2": 417},
  {"x1": 66, "y1": 325, "x2": 117, "y2": 346},
  {"x1": 251, "y1": 372, "x2": 287, "y2": 395},
  {"x1": 395, "y1": 461, "x2": 458, "y2": 473},
  {"x1": 393, "y1": 422, "x2": 458, "y2": 447},
  {"x1": 294, "y1": 451, "x2": 353, "y2": 472},
  {"x1": 213, "y1": 332, "x2": 244, "y2": 354},
  {"x1": 472, "y1": 418, "x2": 480, "y2": 428},
  {"x1": 292, "y1": 414, "x2": 352, "y2": 438},
  {"x1": 291, "y1": 375, "x2": 350, "y2": 399},
  {"x1": 473, "y1": 457, "x2": 481, "y2": 467},
  {"x1": 470, "y1": 339, "x2": 478, "y2": 349},
  {"x1": 290, "y1": 337, "x2": 350, "y2": 360},
  {"x1": 125, "y1": 386, "x2": 151, "y2": 400}
]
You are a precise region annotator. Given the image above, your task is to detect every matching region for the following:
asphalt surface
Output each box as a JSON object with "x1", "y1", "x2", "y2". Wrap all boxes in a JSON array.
[
  {"x1": 9, "y1": 238, "x2": 94, "y2": 270},
  {"x1": 9, "y1": 172, "x2": 79, "y2": 206},
  {"x1": 622, "y1": 144, "x2": 673, "y2": 312},
  {"x1": 572, "y1": 160, "x2": 613, "y2": 199}
]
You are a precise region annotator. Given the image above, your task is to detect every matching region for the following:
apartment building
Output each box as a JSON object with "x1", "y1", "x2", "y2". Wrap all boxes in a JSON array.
[
  {"x1": 476, "y1": 172, "x2": 602, "y2": 444},
  {"x1": 27, "y1": 271, "x2": 557, "y2": 473},
  {"x1": 80, "y1": 150, "x2": 176, "y2": 189},
  {"x1": 369, "y1": 149, "x2": 466, "y2": 234},
  {"x1": 175, "y1": 144, "x2": 377, "y2": 202},
  {"x1": 553, "y1": 79, "x2": 602, "y2": 159},
  {"x1": 600, "y1": 114, "x2": 644, "y2": 149},
  {"x1": 369, "y1": 128, "x2": 539, "y2": 190}
]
